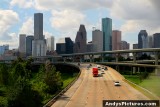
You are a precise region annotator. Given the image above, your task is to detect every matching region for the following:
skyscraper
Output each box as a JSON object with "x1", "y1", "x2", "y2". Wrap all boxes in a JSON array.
[
  {"x1": 19, "y1": 34, "x2": 26, "y2": 53},
  {"x1": 112, "y1": 30, "x2": 121, "y2": 50},
  {"x1": 26, "y1": 35, "x2": 34, "y2": 56},
  {"x1": 133, "y1": 44, "x2": 138, "y2": 49},
  {"x1": 34, "y1": 13, "x2": 43, "y2": 40},
  {"x1": 0, "y1": 45, "x2": 9, "y2": 55},
  {"x1": 47, "y1": 36, "x2": 54, "y2": 51},
  {"x1": 153, "y1": 33, "x2": 160, "y2": 48},
  {"x1": 102, "y1": 17, "x2": 112, "y2": 51},
  {"x1": 138, "y1": 30, "x2": 148, "y2": 49},
  {"x1": 74, "y1": 24, "x2": 87, "y2": 53},
  {"x1": 32, "y1": 13, "x2": 46, "y2": 57},
  {"x1": 92, "y1": 29, "x2": 103, "y2": 52}
]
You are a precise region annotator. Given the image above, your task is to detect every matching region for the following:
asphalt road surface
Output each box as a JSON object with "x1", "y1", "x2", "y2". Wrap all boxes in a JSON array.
[{"x1": 51, "y1": 64, "x2": 149, "y2": 107}]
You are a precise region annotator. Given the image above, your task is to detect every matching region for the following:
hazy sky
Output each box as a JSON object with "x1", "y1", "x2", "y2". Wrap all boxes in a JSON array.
[{"x1": 0, "y1": 0, "x2": 160, "y2": 49}]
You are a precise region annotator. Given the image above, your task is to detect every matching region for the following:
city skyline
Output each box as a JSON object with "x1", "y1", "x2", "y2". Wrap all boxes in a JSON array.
[{"x1": 0, "y1": 0, "x2": 160, "y2": 49}]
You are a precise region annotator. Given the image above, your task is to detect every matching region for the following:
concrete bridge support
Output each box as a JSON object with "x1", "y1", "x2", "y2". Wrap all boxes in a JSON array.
[
  {"x1": 89, "y1": 55, "x2": 94, "y2": 62},
  {"x1": 154, "y1": 52, "x2": 159, "y2": 65},
  {"x1": 101, "y1": 54, "x2": 104, "y2": 62}
]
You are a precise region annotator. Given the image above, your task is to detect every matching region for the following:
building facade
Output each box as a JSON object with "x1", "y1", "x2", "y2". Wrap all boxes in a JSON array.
[
  {"x1": 32, "y1": 13, "x2": 46, "y2": 57},
  {"x1": 56, "y1": 37, "x2": 73, "y2": 54},
  {"x1": 153, "y1": 33, "x2": 160, "y2": 48},
  {"x1": 26, "y1": 35, "x2": 34, "y2": 56},
  {"x1": 138, "y1": 30, "x2": 148, "y2": 49},
  {"x1": 65, "y1": 37, "x2": 73, "y2": 54},
  {"x1": 148, "y1": 35, "x2": 153, "y2": 48},
  {"x1": 102, "y1": 17, "x2": 112, "y2": 51},
  {"x1": 47, "y1": 36, "x2": 54, "y2": 51},
  {"x1": 0, "y1": 45, "x2": 9, "y2": 55},
  {"x1": 112, "y1": 30, "x2": 121, "y2": 50},
  {"x1": 74, "y1": 24, "x2": 87, "y2": 53},
  {"x1": 19, "y1": 34, "x2": 26, "y2": 53},
  {"x1": 133, "y1": 44, "x2": 138, "y2": 49},
  {"x1": 92, "y1": 29, "x2": 103, "y2": 52}
]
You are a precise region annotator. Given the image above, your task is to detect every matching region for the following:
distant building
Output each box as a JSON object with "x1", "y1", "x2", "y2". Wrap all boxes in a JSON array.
[
  {"x1": 153, "y1": 33, "x2": 160, "y2": 48},
  {"x1": 102, "y1": 17, "x2": 112, "y2": 51},
  {"x1": 47, "y1": 36, "x2": 54, "y2": 51},
  {"x1": 121, "y1": 41, "x2": 129, "y2": 58},
  {"x1": 56, "y1": 37, "x2": 73, "y2": 54},
  {"x1": 121, "y1": 41, "x2": 129, "y2": 50},
  {"x1": 0, "y1": 45, "x2": 9, "y2": 55},
  {"x1": 74, "y1": 24, "x2": 87, "y2": 53},
  {"x1": 56, "y1": 38, "x2": 66, "y2": 54},
  {"x1": 26, "y1": 35, "x2": 34, "y2": 56},
  {"x1": 19, "y1": 34, "x2": 26, "y2": 53},
  {"x1": 112, "y1": 30, "x2": 121, "y2": 50},
  {"x1": 92, "y1": 29, "x2": 103, "y2": 52},
  {"x1": 87, "y1": 42, "x2": 93, "y2": 52},
  {"x1": 65, "y1": 37, "x2": 73, "y2": 54},
  {"x1": 148, "y1": 35, "x2": 153, "y2": 48},
  {"x1": 133, "y1": 44, "x2": 138, "y2": 49},
  {"x1": 32, "y1": 13, "x2": 46, "y2": 57},
  {"x1": 138, "y1": 30, "x2": 148, "y2": 49}
]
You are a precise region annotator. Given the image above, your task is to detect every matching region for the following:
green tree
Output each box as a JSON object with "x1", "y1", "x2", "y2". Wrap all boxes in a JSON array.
[
  {"x1": 0, "y1": 64, "x2": 9, "y2": 85},
  {"x1": 44, "y1": 61, "x2": 63, "y2": 93},
  {"x1": 7, "y1": 77, "x2": 42, "y2": 107}
]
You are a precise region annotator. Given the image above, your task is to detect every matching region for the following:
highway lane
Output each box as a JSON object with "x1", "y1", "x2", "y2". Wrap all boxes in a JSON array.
[{"x1": 51, "y1": 64, "x2": 149, "y2": 107}]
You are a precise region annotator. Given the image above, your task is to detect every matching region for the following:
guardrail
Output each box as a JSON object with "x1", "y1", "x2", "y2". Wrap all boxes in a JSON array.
[{"x1": 43, "y1": 64, "x2": 81, "y2": 107}]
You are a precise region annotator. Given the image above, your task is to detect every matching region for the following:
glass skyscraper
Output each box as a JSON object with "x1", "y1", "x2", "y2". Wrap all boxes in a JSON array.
[{"x1": 102, "y1": 17, "x2": 112, "y2": 51}]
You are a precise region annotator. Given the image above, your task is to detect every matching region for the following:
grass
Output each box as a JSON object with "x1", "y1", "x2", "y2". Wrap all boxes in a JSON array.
[
  {"x1": 123, "y1": 75, "x2": 141, "y2": 84},
  {"x1": 124, "y1": 74, "x2": 160, "y2": 99},
  {"x1": 139, "y1": 75, "x2": 160, "y2": 98},
  {"x1": 61, "y1": 73, "x2": 77, "y2": 89}
]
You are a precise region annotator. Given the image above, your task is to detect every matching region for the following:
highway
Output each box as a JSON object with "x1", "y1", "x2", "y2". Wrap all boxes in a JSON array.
[{"x1": 51, "y1": 64, "x2": 149, "y2": 107}]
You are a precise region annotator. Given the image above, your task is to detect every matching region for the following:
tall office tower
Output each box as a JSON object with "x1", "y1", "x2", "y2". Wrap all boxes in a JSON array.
[
  {"x1": 32, "y1": 13, "x2": 46, "y2": 56},
  {"x1": 102, "y1": 17, "x2": 112, "y2": 51},
  {"x1": 26, "y1": 35, "x2": 34, "y2": 56},
  {"x1": 47, "y1": 36, "x2": 54, "y2": 51},
  {"x1": 56, "y1": 37, "x2": 73, "y2": 54},
  {"x1": 112, "y1": 30, "x2": 121, "y2": 50},
  {"x1": 133, "y1": 44, "x2": 138, "y2": 49},
  {"x1": 92, "y1": 29, "x2": 103, "y2": 52},
  {"x1": 74, "y1": 24, "x2": 87, "y2": 53},
  {"x1": 19, "y1": 34, "x2": 26, "y2": 53},
  {"x1": 138, "y1": 30, "x2": 148, "y2": 49},
  {"x1": 153, "y1": 33, "x2": 160, "y2": 48},
  {"x1": 34, "y1": 13, "x2": 43, "y2": 40},
  {"x1": 148, "y1": 35, "x2": 153, "y2": 48}
]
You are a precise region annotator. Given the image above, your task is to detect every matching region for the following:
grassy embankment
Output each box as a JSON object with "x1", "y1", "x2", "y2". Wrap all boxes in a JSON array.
[{"x1": 124, "y1": 75, "x2": 160, "y2": 99}]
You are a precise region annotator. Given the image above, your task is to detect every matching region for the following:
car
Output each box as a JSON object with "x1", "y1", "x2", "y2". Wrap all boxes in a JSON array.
[
  {"x1": 104, "y1": 67, "x2": 108, "y2": 70},
  {"x1": 114, "y1": 81, "x2": 121, "y2": 86}
]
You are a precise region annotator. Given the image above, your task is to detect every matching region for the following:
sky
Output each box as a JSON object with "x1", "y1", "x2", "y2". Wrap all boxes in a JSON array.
[{"x1": 0, "y1": 0, "x2": 160, "y2": 49}]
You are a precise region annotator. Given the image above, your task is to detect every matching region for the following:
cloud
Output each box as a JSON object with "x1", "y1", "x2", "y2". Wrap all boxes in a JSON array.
[
  {"x1": 19, "y1": 17, "x2": 34, "y2": 35},
  {"x1": 0, "y1": 9, "x2": 19, "y2": 41},
  {"x1": 110, "y1": 0, "x2": 160, "y2": 34},
  {"x1": 34, "y1": 0, "x2": 113, "y2": 11},
  {"x1": 10, "y1": 0, "x2": 33, "y2": 8},
  {"x1": 50, "y1": 9, "x2": 86, "y2": 40}
]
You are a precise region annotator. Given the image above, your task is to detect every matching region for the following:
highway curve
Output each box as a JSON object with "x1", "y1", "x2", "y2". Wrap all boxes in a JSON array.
[{"x1": 51, "y1": 64, "x2": 149, "y2": 107}]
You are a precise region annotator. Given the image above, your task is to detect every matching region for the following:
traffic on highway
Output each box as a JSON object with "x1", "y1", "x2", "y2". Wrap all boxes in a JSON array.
[{"x1": 51, "y1": 64, "x2": 149, "y2": 107}]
